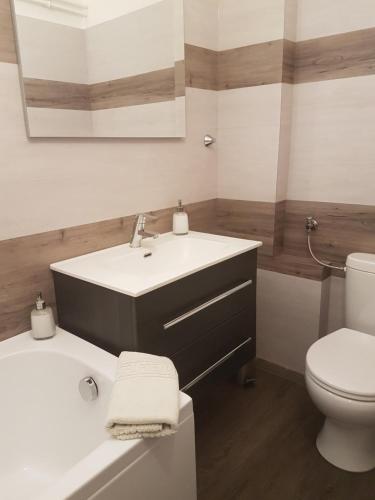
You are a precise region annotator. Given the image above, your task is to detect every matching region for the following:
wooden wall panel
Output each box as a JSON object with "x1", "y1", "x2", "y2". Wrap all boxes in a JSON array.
[
  {"x1": 0, "y1": 0, "x2": 16, "y2": 64},
  {"x1": 175, "y1": 60, "x2": 186, "y2": 97},
  {"x1": 273, "y1": 200, "x2": 286, "y2": 255},
  {"x1": 217, "y1": 40, "x2": 284, "y2": 90},
  {"x1": 90, "y1": 66, "x2": 177, "y2": 110},
  {"x1": 283, "y1": 200, "x2": 375, "y2": 266},
  {"x1": 294, "y1": 27, "x2": 375, "y2": 84},
  {"x1": 24, "y1": 78, "x2": 91, "y2": 110},
  {"x1": 185, "y1": 44, "x2": 217, "y2": 91},
  {"x1": 282, "y1": 39, "x2": 295, "y2": 84},
  {"x1": 215, "y1": 199, "x2": 278, "y2": 257},
  {"x1": 0, "y1": 200, "x2": 216, "y2": 341},
  {"x1": 23, "y1": 64, "x2": 184, "y2": 112}
]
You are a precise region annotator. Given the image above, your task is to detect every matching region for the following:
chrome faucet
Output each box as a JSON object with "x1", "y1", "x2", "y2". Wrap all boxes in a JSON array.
[{"x1": 130, "y1": 213, "x2": 159, "y2": 248}]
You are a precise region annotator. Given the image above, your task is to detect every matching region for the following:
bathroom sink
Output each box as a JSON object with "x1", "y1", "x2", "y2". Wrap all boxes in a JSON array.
[{"x1": 51, "y1": 231, "x2": 262, "y2": 296}]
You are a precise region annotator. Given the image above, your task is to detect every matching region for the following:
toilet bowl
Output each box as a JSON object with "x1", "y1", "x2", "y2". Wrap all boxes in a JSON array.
[
  {"x1": 306, "y1": 328, "x2": 375, "y2": 472},
  {"x1": 306, "y1": 253, "x2": 375, "y2": 472}
]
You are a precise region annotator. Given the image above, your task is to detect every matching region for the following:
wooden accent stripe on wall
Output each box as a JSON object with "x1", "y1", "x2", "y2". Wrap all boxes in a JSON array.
[
  {"x1": 23, "y1": 63, "x2": 185, "y2": 111},
  {"x1": 90, "y1": 66, "x2": 178, "y2": 111},
  {"x1": 294, "y1": 27, "x2": 375, "y2": 84},
  {"x1": 185, "y1": 44, "x2": 218, "y2": 91},
  {"x1": 215, "y1": 198, "x2": 281, "y2": 257},
  {"x1": 217, "y1": 40, "x2": 293, "y2": 90},
  {"x1": 283, "y1": 200, "x2": 375, "y2": 264},
  {"x1": 0, "y1": 0, "x2": 16, "y2": 64},
  {"x1": 24, "y1": 78, "x2": 91, "y2": 111}
]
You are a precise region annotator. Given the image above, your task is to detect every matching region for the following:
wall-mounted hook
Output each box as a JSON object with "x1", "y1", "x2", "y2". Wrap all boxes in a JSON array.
[{"x1": 204, "y1": 134, "x2": 216, "y2": 147}]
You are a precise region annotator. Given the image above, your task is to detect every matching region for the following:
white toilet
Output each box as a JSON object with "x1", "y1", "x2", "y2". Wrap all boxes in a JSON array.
[{"x1": 305, "y1": 253, "x2": 375, "y2": 472}]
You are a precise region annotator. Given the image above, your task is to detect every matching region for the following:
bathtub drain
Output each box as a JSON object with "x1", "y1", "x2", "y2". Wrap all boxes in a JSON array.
[{"x1": 79, "y1": 376, "x2": 99, "y2": 401}]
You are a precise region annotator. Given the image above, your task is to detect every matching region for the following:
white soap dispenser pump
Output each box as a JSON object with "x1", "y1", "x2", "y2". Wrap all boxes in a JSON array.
[
  {"x1": 173, "y1": 199, "x2": 189, "y2": 235},
  {"x1": 31, "y1": 292, "x2": 56, "y2": 340}
]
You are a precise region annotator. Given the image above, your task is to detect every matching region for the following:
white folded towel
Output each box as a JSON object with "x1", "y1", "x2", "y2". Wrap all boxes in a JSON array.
[{"x1": 105, "y1": 351, "x2": 180, "y2": 440}]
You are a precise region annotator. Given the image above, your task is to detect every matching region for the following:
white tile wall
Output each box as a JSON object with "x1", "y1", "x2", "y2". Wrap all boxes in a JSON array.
[
  {"x1": 284, "y1": 0, "x2": 298, "y2": 41},
  {"x1": 288, "y1": 75, "x2": 375, "y2": 205},
  {"x1": 218, "y1": 0, "x2": 286, "y2": 50},
  {"x1": 92, "y1": 97, "x2": 186, "y2": 138},
  {"x1": 296, "y1": 0, "x2": 375, "y2": 41},
  {"x1": 0, "y1": 62, "x2": 216, "y2": 240},
  {"x1": 27, "y1": 108, "x2": 92, "y2": 137},
  {"x1": 184, "y1": 0, "x2": 218, "y2": 51},
  {"x1": 15, "y1": 0, "x2": 86, "y2": 28},
  {"x1": 257, "y1": 269, "x2": 326, "y2": 373},
  {"x1": 16, "y1": 16, "x2": 88, "y2": 83},
  {"x1": 86, "y1": 1, "x2": 174, "y2": 84},
  {"x1": 86, "y1": 0, "x2": 162, "y2": 27},
  {"x1": 276, "y1": 84, "x2": 293, "y2": 201},
  {"x1": 326, "y1": 276, "x2": 346, "y2": 334},
  {"x1": 217, "y1": 84, "x2": 283, "y2": 202}
]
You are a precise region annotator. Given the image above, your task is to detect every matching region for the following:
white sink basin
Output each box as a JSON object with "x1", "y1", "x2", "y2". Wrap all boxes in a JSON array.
[{"x1": 51, "y1": 231, "x2": 262, "y2": 297}]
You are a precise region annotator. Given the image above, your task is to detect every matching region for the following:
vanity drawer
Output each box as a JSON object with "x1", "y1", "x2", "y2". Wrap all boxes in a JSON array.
[
  {"x1": 137, "y1": 277, "x2": 255, "y2": 356},
  {"x1": 172, "y1": 310, "x2": 255, "y2": 389},
  {"x1": 135, "y1": 250, "x2": 257, "y2": 355}
]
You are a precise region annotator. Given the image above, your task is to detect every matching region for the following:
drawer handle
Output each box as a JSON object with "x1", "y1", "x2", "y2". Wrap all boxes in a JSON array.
[
  {"x1": 181, "y1": 337, "x2": 252, "y2": 391},
  {"x1": 163, "y1": 279, "x2": 253, "y2": 331}
]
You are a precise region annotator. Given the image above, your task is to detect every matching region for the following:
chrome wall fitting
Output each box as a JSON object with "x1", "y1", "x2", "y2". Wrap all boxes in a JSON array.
[
  {"x1": 304, "y1": 216, "x2": 346, "y2": 271},
  {"x1": 204, "y1": 134, "x2": 216, "y2": 147},
  {"x1": 305, "y1": 216, "x2": 318, "y2": 232}
]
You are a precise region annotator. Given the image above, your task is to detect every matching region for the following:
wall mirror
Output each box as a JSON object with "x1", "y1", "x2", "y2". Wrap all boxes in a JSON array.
[{"x1": 11, "y1": 0, "x2": 186, "y2": 138}]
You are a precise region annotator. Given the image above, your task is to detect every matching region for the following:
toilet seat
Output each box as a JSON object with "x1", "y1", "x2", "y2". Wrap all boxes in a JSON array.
[{"x1": 306, "y1": 328, "x2": 375, "y2": 402}]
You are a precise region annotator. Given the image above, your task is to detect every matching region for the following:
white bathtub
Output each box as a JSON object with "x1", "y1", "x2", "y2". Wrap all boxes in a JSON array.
[{"x1": 0, "y1": 328, "x2": 196, "y2": 500}]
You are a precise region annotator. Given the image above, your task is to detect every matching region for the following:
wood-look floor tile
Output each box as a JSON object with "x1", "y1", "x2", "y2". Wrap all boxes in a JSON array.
[{"x1": 195, "y1": 369, "x2": 375, "y2": 500}]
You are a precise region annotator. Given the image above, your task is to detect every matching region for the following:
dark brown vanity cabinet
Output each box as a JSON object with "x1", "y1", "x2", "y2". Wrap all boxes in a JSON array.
[{"x1": 53, "y1": 249, "x2": 258, "y2": 389}]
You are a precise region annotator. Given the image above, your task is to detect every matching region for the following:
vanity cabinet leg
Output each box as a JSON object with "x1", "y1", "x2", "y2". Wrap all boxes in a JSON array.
[{"x1": 237, "y1": 359, "x2": 256, "y2": 387}]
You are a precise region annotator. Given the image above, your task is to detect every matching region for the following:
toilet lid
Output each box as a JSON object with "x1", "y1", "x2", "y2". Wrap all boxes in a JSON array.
[{"x1": 306, "y1": 328, "x2": 375, "y2": 401}]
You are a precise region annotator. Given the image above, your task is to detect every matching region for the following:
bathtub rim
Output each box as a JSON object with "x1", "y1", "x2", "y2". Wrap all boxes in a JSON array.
[{"x1": 0, "y1": 327, "x2": 193, "y2": 500}]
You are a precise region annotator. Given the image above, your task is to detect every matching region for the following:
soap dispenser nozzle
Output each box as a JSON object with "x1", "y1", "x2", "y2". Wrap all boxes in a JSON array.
[{"x1": 35, "y1": 292, "x2": 46, "y2": 311}]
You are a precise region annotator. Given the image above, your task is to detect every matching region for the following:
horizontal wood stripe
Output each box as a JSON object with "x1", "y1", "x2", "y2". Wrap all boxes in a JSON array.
[
  {"x1": 90, "y1": 66, "x2": 177, "y2": 110},
  {"x1": 185, "y1": 44, "x2": 218, "y2": 91},
  {"x1": 282, "y1": 39, "x2": 295, "y2": 84},
  {"x1": 174, "y1": 60, "x2": 186, "y2": 97},
  {"x1": 24, "y1": 78, "x2": 91, "y2": 110},
  {"x1": 217, "y1": 40, "x2": 286, "y2": 90},
  {"x1": 283, "y1": 200, "x2": 375, "y2": 266},
  {"x1": 215, "y1": 198, "x2": 280, "y2": 257},
  {"x1": 0, "y1": 0, "x2": 16, "y2": 64},
  {"x1": 23, "y1": 63, "x2": 185, "y2": 111},
  {"x1": 294, "y1": 27, "x2": 375, "y2": 84},
  {"x1": 0, "y1": 200, "x2": 215, "y2": 342}
]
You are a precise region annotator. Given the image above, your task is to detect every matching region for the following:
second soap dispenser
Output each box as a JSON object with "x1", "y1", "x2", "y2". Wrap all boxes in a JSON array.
[
  {"x1": 31, "y1": 292, "x2": 56, "y2": 340},
  {"x1": 173, "y1": 199, "x2": 189, "y2": 235}
]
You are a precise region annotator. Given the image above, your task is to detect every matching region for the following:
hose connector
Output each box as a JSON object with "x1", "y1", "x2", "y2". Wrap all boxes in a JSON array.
[{"x1": 305, "y1": 216, "x2": 318, "y2": 233}]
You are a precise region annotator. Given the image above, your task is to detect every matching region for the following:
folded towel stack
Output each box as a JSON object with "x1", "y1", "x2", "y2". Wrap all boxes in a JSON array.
[{"x1": 105, "y1": 351, "x2": 180, "y2": 440}]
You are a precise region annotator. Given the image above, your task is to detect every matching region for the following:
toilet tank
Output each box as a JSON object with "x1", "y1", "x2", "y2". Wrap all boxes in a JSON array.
[{"x1": 346, "y1": 253, "x2": 375, "y2": 335}]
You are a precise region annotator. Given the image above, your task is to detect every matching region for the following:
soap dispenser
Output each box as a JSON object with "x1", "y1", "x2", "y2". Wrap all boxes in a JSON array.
[
  {"x1": 31, "y1": 292, "x2": 56, "y2": 340},
  {"x1": 173, "y1": 199, "x2": 189, "y2": 235}
]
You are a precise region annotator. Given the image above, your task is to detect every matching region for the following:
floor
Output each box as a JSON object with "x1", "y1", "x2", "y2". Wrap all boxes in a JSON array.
[{"x1": 194, "y1": 367, "x2": 375, "y2": 500}]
